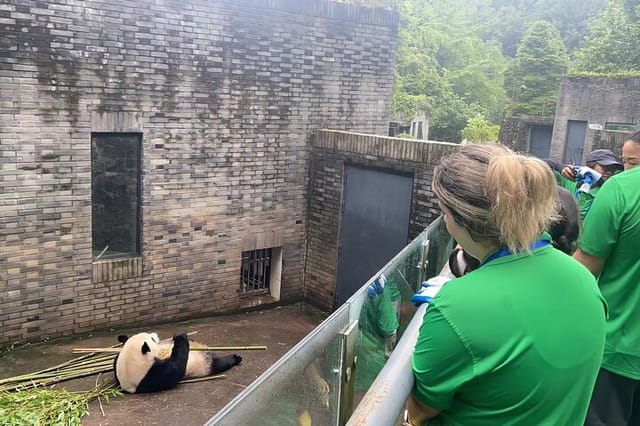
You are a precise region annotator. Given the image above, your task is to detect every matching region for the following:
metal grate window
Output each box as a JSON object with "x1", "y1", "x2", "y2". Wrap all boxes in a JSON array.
[{"x1": 240, "y1": 248, "x2": 272, "y2": 294}]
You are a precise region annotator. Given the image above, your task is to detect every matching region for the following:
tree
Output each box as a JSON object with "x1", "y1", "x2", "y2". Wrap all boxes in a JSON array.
[
  {"x1": 461, "y1": 115, "x2": 500, "y2": 143},
  {"x1": 572, "y1": 0, "x2": 640, "y2": 72},
  {"x1": 392, "y1": 0, "x2": 508, "y2": 142},
  {"x1": 506, "y1": 21, "x2": 569, "y2": 116}
]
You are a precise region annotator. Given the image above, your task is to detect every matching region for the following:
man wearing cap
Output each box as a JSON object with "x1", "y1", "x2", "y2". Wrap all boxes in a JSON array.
[{"x1": 545, "y1": 149, "x2": 624, "y2": 220}]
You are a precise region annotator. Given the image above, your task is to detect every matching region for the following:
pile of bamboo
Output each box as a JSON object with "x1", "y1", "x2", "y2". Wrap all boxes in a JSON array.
[
  {"x1": 0, "y1": 350, "x2": 117, "y2": 393},
  {"x1": 0, "y1": 349, "x2": 121, "y2": 425}
]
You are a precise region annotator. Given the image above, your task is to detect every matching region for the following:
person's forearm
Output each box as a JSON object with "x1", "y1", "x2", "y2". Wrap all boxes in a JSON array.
[
  {"x1": 406, "y1": 394, "x2": 441, "y2": 425},
  {"x1": 573, "y1": 249, "x2": 605, "y2": 277}
]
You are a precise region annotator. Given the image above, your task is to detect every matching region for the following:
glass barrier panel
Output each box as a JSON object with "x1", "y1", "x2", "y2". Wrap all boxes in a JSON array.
[
  {"x1": 206, "y1": 305, "x2": 350, "y2": 425},
  {"x1": 241, "y1": 334, "x2": 343, "y2": 426},
  {"x1": 207, "y1": 216, "x2": 453, "y2": 425},
  {"x1": 350, "y1": 216, "x2": 452, "y2": 406}
]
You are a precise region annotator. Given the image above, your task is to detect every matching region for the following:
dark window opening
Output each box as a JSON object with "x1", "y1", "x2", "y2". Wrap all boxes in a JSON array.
[
  {"x1": 91, "y1": 133, "x2": 142, "y2": 260},
  {"x1": 240, "y1": 248, "x2": 272, "y2": 294}
]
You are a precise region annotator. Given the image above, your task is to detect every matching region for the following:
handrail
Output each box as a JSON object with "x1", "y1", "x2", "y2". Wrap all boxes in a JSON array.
[{"x1": 346, "y1": 303, "x2": 427, "y2": 425}]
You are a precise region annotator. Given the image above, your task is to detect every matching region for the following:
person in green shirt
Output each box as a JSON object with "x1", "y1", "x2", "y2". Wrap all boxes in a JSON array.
[
  {"x1": 406, "y1": 143, "x2": 607, "y2": 426},
  {"x1": 355, "y1": 274, "x2": 400, "y2": 392},
  {"x1": 574, "y1": 131, "x2": 640, "y2": 425},
  {"x1": 545, "y1": 149, "x2": 623, "y2": 220}
]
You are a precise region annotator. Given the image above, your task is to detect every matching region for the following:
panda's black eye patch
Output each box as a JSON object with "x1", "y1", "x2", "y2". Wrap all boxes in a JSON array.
[{"x1": 142, "y1": 342, "x2": 151, "y2": 354}]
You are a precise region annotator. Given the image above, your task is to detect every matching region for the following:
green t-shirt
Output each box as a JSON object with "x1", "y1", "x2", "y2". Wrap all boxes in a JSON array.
[
  {"x1": 578, "y1": 166, "x2": 640, "y2": 380},
  {"x1": 553, "y1": 170, "x2": 598, "y2": 220},
  {"x1": 355, "y1": 288, "x2": 400, "y2": 392},
  {"x1": 412, "y1": 241, "x2": 606, "y2": 425}
]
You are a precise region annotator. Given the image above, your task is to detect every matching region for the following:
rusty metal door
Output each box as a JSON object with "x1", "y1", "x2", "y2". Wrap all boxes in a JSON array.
[{"x1": 334, "y1": 166, "x2": 413, "y2": 307}]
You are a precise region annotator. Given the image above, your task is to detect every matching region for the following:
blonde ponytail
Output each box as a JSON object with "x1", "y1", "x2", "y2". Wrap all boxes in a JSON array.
[
  {"x1": 485, "y1": 155, "x2": 557, "y2": 252},
  {"x1": 432, "y1": 144, "x2": 558, "y2": 252}
]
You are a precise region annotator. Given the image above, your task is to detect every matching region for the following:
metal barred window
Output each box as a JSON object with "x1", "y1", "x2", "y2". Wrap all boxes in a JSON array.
[{"x1": 240, "y1": 248, "x2": 272, "y2": 294}]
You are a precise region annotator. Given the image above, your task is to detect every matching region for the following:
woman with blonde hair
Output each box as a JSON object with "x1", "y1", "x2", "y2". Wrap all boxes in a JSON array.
[{"x1": 406, "y1": 144, "x2": 607, "y2": 426}]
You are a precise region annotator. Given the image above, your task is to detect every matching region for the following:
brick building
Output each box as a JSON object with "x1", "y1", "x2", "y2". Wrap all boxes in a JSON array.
[
  {"x1": 0, "y1": 0, "x2": 404, "y2": 346},
  {"x1": 549, "y1": 77, "x2": 640, "y2": 164}
]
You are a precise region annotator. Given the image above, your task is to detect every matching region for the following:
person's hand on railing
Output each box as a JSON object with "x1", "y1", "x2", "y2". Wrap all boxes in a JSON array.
[{"x1": 410, "y1": 275, "x2": 451, "y2": 306}]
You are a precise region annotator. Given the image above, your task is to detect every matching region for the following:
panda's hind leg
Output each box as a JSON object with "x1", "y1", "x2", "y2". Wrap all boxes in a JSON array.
[{"x1": 211, "y1": 354, "x2": 243, "y2": 374}]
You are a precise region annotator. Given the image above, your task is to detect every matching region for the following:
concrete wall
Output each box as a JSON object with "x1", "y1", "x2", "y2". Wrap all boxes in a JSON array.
[
  {"x1": 0, "y1": 0, "x2": 398, "y2": 345},
  {"x1": 592, "y1": 129, "x2": 633, "y2": 158},
  {"x1": 550, "y1": 77, "x2": 640, "y2": 162},
  {"x1": 306, "y1": 130, "x2": 458, "y2": 310}
]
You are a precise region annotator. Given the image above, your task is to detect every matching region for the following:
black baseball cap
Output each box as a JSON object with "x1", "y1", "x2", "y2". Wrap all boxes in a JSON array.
[{"x1": 586, "y1": 149, "x2": 623, "y2": 169}]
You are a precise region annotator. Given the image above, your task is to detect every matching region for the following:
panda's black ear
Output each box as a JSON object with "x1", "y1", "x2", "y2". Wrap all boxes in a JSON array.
[
  {"x1": 118, "y1": 335, "x2": 129, "y2": 344},
  {"x1": 142, "y1": 342, "x2": 151, "y2": 354}
]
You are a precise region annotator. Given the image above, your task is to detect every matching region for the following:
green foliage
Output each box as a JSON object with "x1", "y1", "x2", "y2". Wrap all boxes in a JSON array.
[
  {"x1": 0, "y1": 386, "x2": 121, "y2": 426},
  {"x1": 461, "y1": 115, "x2": 500, "y2": 143},
  {"x1": 506, "y1": 21, "x2": 569, "y2": 116},
  {"x1": 568, "y1": 70, "x2": 640, "y2": 78},
  {"x1": 393, "y1": 0, "x2": 508, "y2": 142},
  {"x1": 572, "y1": 0, "x2": 640, "y2": 72},
  {"x1": 392, "y1": 0, "x2": 635, "y2": 142},
  {"x1": 395, "y1": 133, "x2": 416, "y2": 139}
]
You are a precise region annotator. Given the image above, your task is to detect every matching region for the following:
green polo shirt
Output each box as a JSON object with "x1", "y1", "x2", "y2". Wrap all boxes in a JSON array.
[
  {"x1": 355, "y1": 288, "x2": 399, "y2": 392},
  {"x1": 412, "y1": 239, "x2": 606, "y2": 425},
  {"x1": 579, "y1": 166, "x2": 640, "y2": 380}
]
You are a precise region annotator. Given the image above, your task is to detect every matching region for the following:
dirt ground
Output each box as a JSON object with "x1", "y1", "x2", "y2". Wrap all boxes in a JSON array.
[{"x1": 0, "y1": 303, "x2": 328, "y2": 425}]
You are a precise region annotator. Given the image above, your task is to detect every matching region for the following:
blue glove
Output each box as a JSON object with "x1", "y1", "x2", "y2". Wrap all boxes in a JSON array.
[
  {"x1": 410, "y1": 276, "x2": 451, "y2": 306},
  {"x1": 367, "y1": 274, "x2": 387, "y2": 298},
  {"x1": 573, "y1": 166, "x2": 602, "y2": 193}
]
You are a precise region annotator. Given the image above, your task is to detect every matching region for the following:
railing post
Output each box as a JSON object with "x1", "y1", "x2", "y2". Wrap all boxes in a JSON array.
[{"x1": 338, "y1": 320, "x2": 359, "y2": 425}]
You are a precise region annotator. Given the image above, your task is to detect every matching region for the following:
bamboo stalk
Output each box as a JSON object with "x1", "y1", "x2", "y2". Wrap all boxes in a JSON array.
[
  {"x1": 72, "y1": 345, "x2": 267, "y2": 354},
  {"x1": 179, "y1": 375, "x2": 226, "y2": 384}
]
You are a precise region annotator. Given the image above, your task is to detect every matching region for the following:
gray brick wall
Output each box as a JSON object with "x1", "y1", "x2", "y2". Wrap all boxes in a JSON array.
[
  {"x1": 0, "y1": 0, "x2": 398, "y2": 345},
  {"x1": 499, "y1": 116, "x2": 554, "y2": 155},
  {"x1": 550, "y1": 77, "x2": 640, "y2": 162},
  {"x1": 306, "y1": 130, "x2": 458, "y2": 310}
]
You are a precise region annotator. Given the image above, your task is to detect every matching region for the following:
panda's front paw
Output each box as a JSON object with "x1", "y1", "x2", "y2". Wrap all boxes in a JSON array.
[
  {"x1": 173, "y1": 333, "x2": 189, "y2": 345},
  {"x1": 232, "y1": 354, "x2": 242, "y2": 365}
]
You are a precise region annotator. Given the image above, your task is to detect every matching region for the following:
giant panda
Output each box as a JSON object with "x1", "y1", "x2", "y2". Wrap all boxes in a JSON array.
[{"x1": 113, "y1": 331, "x2": 242, "y2": 394}]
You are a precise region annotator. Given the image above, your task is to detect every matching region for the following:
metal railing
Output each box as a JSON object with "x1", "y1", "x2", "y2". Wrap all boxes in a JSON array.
[{"x1": 206, "y1": 216, "x2": 452, "y2": 425}]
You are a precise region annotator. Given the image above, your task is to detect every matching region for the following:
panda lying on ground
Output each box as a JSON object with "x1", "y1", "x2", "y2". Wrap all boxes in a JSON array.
[{"x1": 113, "y1": 332, "x2": 242, "y2": 394}]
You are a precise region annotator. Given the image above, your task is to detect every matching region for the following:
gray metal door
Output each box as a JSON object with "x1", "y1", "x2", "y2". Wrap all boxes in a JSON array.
[
  {"x1": 563, "y1": 120, "x2": 587, "y2": 164},
  {"x1": 335, "y1": 166, "x2": 413, "y2": 306},
  {"x1": 529, "y1": 124, "x2": 552, "y2": 158}
]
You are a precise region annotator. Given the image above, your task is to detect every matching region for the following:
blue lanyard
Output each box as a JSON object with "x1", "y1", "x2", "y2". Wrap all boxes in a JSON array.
[{"x1": 481, "y1": 239, "x2": 550, "y2": 267}]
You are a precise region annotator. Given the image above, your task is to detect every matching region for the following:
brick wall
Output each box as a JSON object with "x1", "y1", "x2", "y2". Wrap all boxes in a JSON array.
[
  {"x1": 550, "y1": 77, "x2": 640, "y2": 162},
  {"x1": 499, "y1": 116, "x2": 554, "y2": 155},
  {"x1": 499, "y1": 117, "x2": 526, "y2": 152},
  {"x1": 306, "y1": 130, "x2": 458, "y2": 310},
  {"x1": 0, "y1": 0, "x2": 398, "y2": 345}
]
